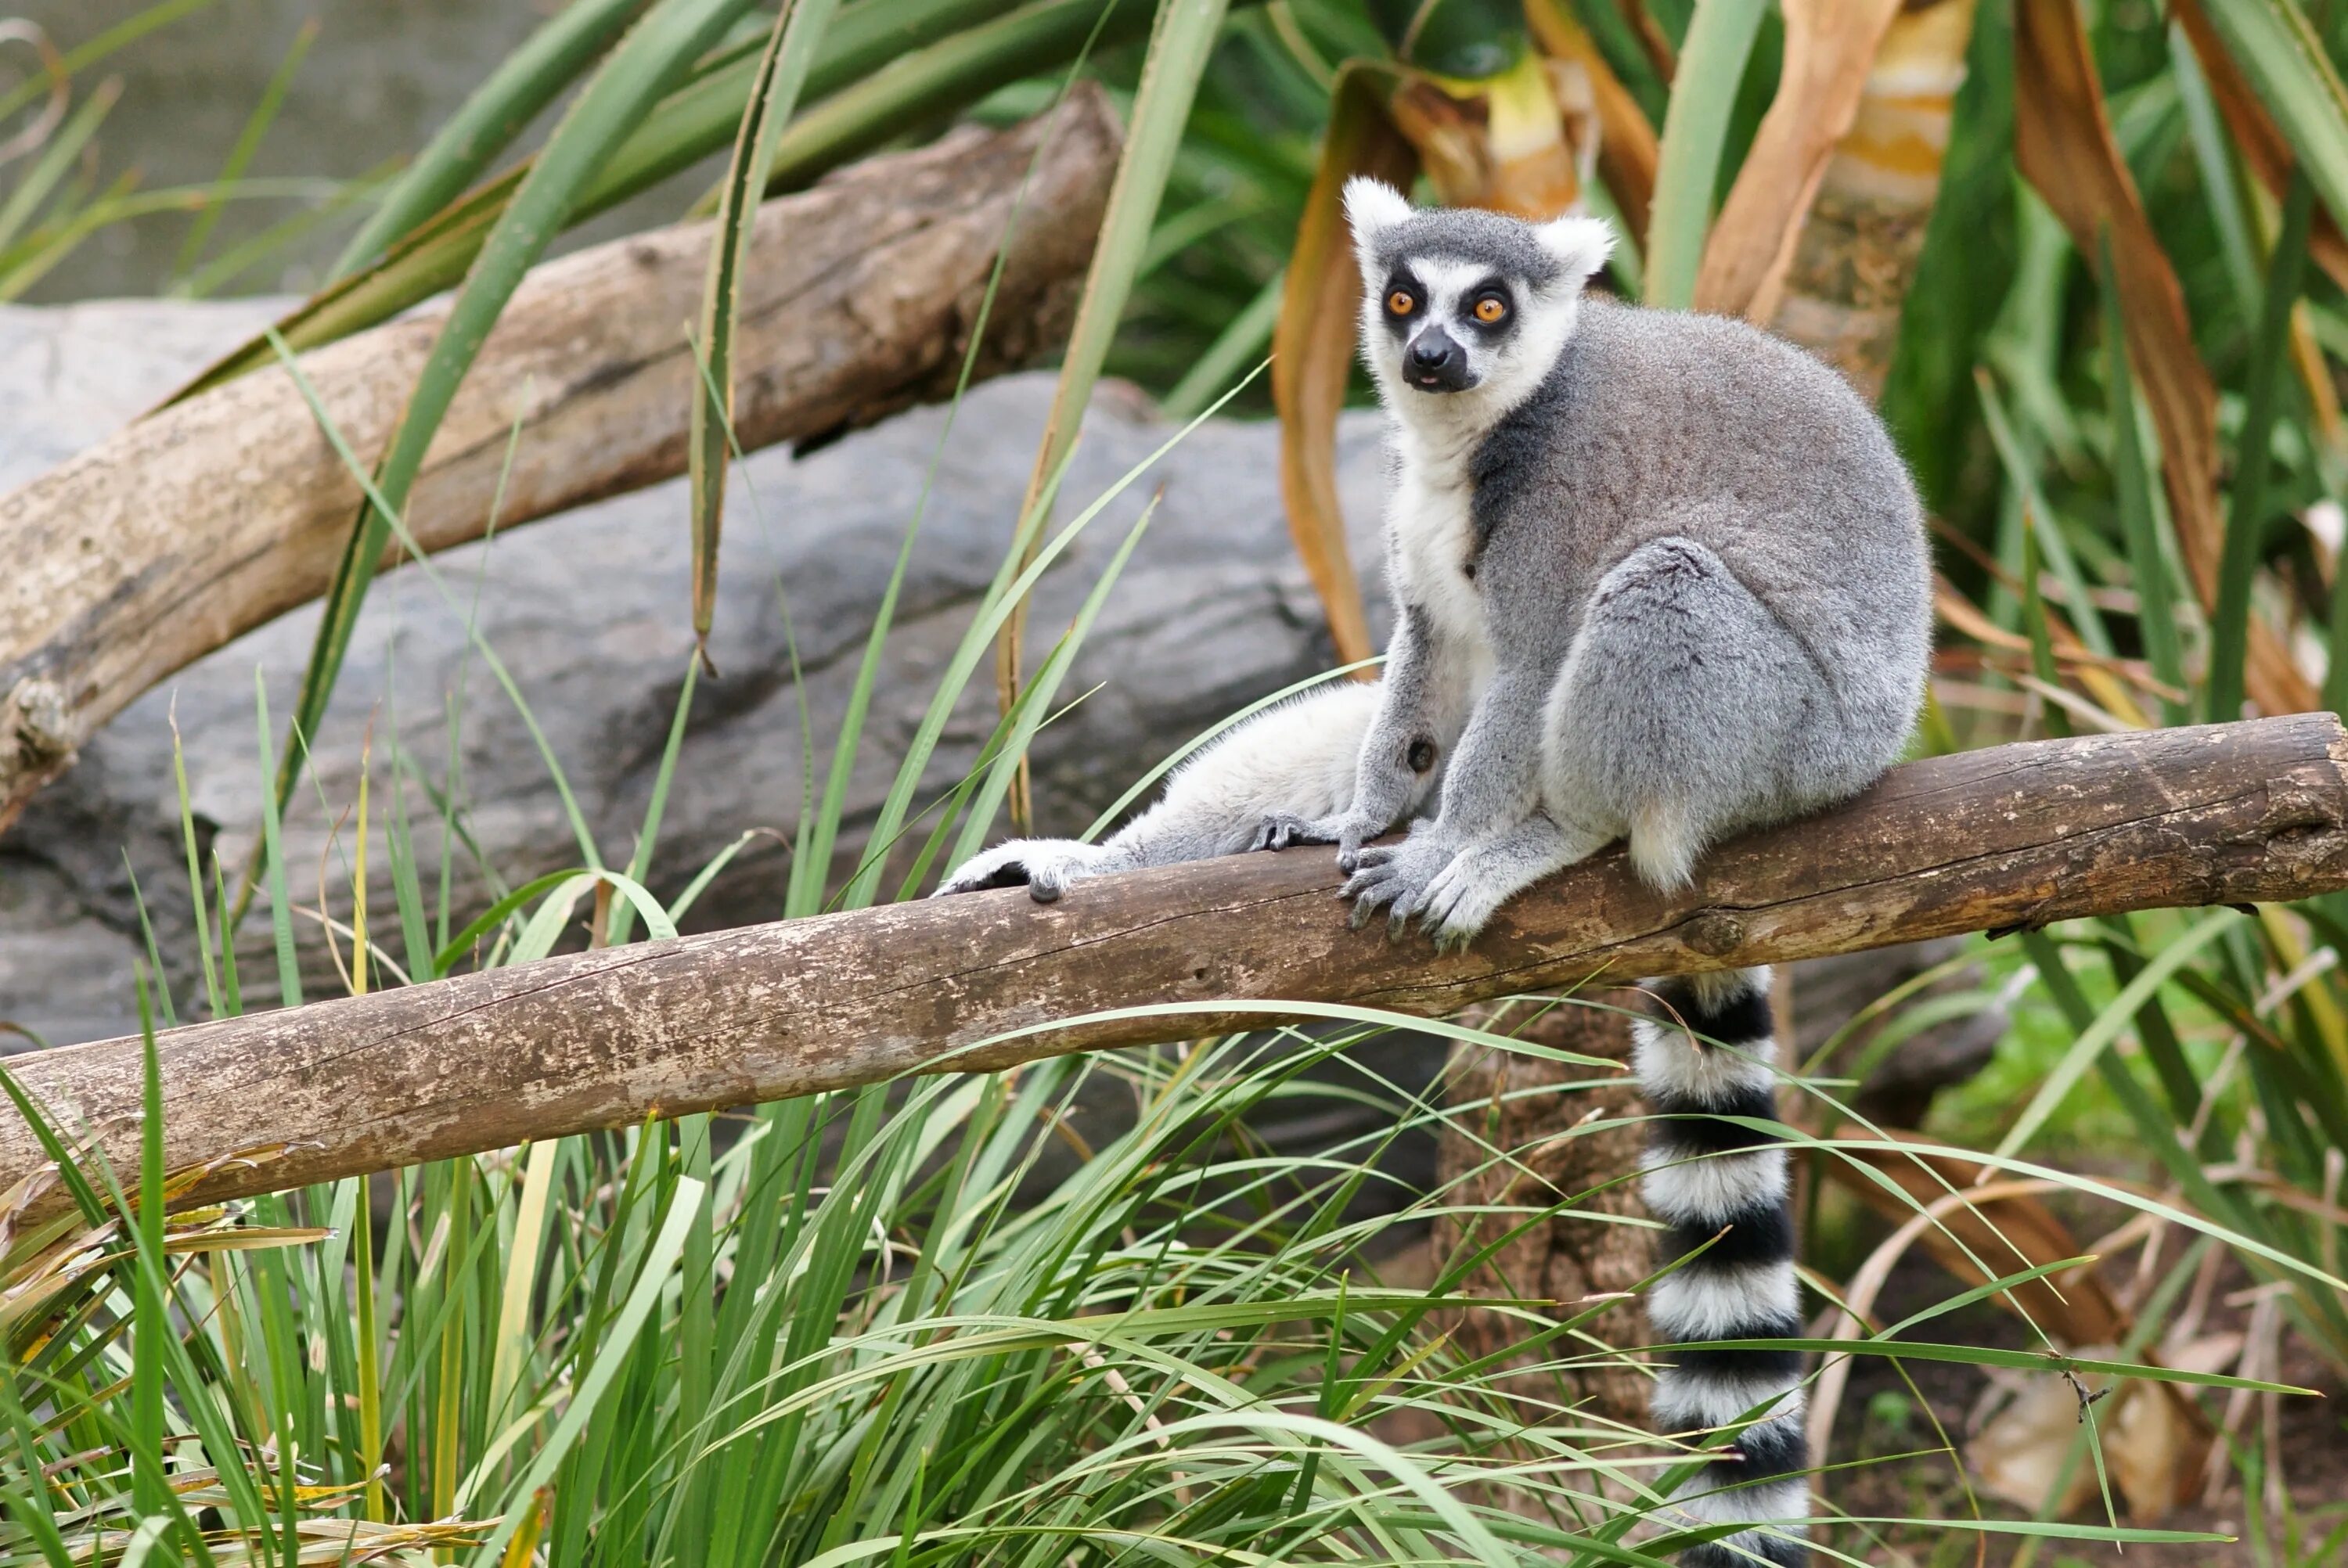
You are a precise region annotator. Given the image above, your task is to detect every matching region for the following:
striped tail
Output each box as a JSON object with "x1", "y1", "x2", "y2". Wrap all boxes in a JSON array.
[{"x1": 1635, "y1": 969, "x2": 1809, "y2": 1567}]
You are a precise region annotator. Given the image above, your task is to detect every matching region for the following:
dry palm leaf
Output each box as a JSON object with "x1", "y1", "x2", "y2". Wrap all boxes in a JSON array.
[
  {"x1": 1524, "y1": 0, "x2": 1659, "y2": 236},
  {"x1": 2013, "y1": 0, "x2": 2317, "y2": 717},
  {"x1": 1766, "y1": 0, "x2": 1979, "y2": 396},
  {"x1": 1272, "y1": 60, "x2": 1420, "y2": 667},
  {"x1": 1693, "y1": 0, "x2": 1907, "y2": 322}
]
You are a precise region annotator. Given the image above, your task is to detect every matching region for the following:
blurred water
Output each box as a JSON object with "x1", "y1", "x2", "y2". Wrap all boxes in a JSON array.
[{"x1": 13, "y1": 0, "x2": 715, "y2": 301}]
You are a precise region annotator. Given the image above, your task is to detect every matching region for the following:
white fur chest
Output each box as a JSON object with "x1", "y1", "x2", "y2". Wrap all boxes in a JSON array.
[{"x1": 1385, "y1": 433, "x2": 1491, "y2": 661}]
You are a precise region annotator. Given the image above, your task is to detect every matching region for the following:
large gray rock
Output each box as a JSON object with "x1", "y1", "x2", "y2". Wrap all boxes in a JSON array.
[{"x1": 0, "y1": 300, "x2": 1395, "y2": 1046}]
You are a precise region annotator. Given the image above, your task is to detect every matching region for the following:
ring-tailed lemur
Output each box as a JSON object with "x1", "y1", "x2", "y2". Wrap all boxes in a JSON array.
[{"x1": 938, "y1": 182, "x2": 1931, "y2": 1566}]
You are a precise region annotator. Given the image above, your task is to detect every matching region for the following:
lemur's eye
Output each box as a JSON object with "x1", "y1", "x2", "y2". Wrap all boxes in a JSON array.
[
  {"x1": 1472, "y1": 294, "x2": 1509, "y2": 324},
  {"x1": 1386, "y1": 290, "x2": 1415, "y2": 316}
]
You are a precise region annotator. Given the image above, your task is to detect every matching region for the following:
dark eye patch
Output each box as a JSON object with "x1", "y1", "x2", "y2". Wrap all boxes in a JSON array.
[
  {"x1": 1460, "y1": 278, "x2": 1514, "y2": 332},
  {"x1": 1381, "y1": 270, "x2": 1423, "y2": 333}
]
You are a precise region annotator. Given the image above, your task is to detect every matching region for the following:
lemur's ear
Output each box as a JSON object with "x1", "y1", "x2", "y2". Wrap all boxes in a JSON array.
[
  {"x1": 1342, "y1": 177, "x2": 1412, "y2": 268},
  {"x1": 1535, "y1": 212, "x2": 1615, "y2": 290}
]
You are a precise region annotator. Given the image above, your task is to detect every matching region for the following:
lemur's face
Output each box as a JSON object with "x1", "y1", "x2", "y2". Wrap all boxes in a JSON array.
[
  {"x1": 1373, "y1": 260, "x2": 1526, "y2": 396},
  {"x1": 1341, "y1": 179, "x2": 1614, "y2": 417}
]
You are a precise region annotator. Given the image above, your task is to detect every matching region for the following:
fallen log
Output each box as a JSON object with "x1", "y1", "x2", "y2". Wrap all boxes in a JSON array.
[
  {"x1": 0, "y1": 90, "x2": 1120, "y2": 834},
  {"x1": 5, "y1": 714, "x2": 2345, "y2": 1214}
]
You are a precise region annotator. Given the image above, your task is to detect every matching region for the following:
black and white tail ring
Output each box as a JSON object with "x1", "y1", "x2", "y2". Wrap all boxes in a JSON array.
[{"x1": 1637, "y1": 969, "x2": 1809, "y2": 1566}]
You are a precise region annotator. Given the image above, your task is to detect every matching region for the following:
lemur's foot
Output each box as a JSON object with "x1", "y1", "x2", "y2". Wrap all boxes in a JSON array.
[
  {"x1": 1341, "y1": 829, "x2": 1457, "y2": 937},
  {"x1": 933, "y1": 840, "x2": 1116, "y2": 903}
]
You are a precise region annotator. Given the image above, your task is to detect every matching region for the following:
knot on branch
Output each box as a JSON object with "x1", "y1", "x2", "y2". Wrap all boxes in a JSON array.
[
  {"x1": 1678, "y1": 909, "x2": 1748, "y2": 957},
  {"x1": 4, "y1": 676, "x2": 77, "y2": 775}
]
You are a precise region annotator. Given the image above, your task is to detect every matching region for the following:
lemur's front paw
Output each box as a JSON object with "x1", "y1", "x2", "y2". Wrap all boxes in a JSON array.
[
  {"x1": 1341, "y1": 830, "x2": 1456, "y2": 935},
  {"x1": 933, "y1": 840, "x2": 1108, "y2": 903}
]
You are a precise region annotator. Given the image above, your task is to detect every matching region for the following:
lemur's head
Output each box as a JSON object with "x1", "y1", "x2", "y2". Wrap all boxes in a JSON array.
[{"x1": 1342, "y1": 178, "x2": 1613, "y2": 421}]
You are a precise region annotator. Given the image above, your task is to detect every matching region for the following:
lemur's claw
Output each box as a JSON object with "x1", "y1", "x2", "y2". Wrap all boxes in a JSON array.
[{"x1": 1255, "y1": 812, "x2": 1349, "y2": 854}]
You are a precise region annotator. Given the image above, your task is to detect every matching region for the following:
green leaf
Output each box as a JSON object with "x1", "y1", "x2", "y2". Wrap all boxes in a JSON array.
[
  {"x1": 1643, "y1": 0, "x2": 1767, "y2": 310},
  {"x1": 333, "y1": 0, "x2": 650, "y2": 276},
  {"x1": 470, "y1": 1175, "x2": 704, "y2": 1564},
  {"x1": 996, "y1": 0, "x2": 1237, "y2": 775},
  {"x1": 2207, "y1": 168, "x2": 2313, "y2": 725},
  {"x1": 2197, "y1": 0, "x2": 2348, "y2": 246},
  {"x1": 689, "y1": 0, "x2": 844, "y2": 660}
]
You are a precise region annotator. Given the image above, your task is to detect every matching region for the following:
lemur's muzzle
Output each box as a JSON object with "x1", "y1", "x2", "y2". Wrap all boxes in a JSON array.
[{"x1": 1404, "y1": 328, "x2": 1474, "y2": 393}]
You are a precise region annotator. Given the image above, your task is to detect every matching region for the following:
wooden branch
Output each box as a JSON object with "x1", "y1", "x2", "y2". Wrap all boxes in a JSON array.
[
  {"x1": 5, "y1": 716, "x2": 2346, "y2": 1214},
  {"x1": 0, "y1": 91, "x2": 1120, "y2": 834}
]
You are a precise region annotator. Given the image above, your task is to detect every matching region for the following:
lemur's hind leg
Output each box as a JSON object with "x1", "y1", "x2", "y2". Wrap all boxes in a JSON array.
[{"x1": 1544, "y1": 534, "x2": 1863, "y2": 891}]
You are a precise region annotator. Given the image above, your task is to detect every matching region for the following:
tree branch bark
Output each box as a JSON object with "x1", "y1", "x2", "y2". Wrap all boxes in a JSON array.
[
  {"x1": 5, "y1": 715, "x2": 2346, "y2": 1215},
  {"x1": 0, "y1": 90, "x2": 1120, "y2": 834}
]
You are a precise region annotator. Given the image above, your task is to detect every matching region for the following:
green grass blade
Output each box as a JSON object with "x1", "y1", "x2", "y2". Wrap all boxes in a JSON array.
[
  {"x1": 168, "y1": 707, "x2": 223, "y2": 1020},
  {"x1": 333, "y1": 0, "x2": 648, "y2": 276},
  {"x1": 605, "y1": 659, "x2": 700, "y2": 949},
  {"x1": 251, "y1": 672, "x2": 304, "y2": 1009},
  {"x1": 936, "y1": 495, "x2": 1161, "y2": 879},
  {"x1": 2196, "y1": 0, "x2": 2348, "y2": 246},
  {"x1": 2207, "y1": 169, "x2": 2313, "y2": 724},
  {"x1": 0, "y1": 0, "x2": 219, "y2": 121},
  {"x1": 169, "y1": 16, "x2": 315, "y2": 284},
  {"x1": 470, "y1": 1174, "x2": 703, "y2": 1564},
  {"x1": 171, "y1": 0, "x2": 1189, "y2": 402},
  {"x1": 129, "y1": 973, "x2": 170, "y2": 1526},
  {"x1": 690, "y1": 0, "x2": 844, "y2": 660},
  {"x1": 263, "y1": 330, "x2": 603, "y2": 871},
  {"x1": 1993, "y1": 908, "x2": 2242, "y2": 1158},
  {"x1": 1161, "y1": 282, "x2": 1280, "y2": 421},
  {"x1": 996, "y1": 0, "x2": 1233, "y2": 770},
  {"x1": 0, "y1": 74, "x2": 121, "y2": 255},
  {"x1": 2097, "y1": 237, "x2": 2188, "y2": 722},
  {"x1": 1642, "y1": 0, "x2": 1766, "y2": 310},
  {"x1": 2017, "y1": 514, "x2": 2070, "y2": 739}
]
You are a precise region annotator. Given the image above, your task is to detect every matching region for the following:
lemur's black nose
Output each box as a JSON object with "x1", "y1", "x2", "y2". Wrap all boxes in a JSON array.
[
  {"x1": 1407, "y1": 333, "x2": 1457, "y2": 372},
  {"x1": 1403, "y1": 329, "x2": 1470, "y2": 393}
]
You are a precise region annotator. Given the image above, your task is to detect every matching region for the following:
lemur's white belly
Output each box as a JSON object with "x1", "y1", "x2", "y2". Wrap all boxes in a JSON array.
[{"x1": 1388, "y1": 460, "x2": 1494, "y2": 690}]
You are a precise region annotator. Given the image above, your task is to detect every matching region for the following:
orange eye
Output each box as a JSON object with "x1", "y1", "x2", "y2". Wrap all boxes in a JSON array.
[
  {"x1": 1386, "y1": 290, "x2": 1414, "y2": 315},
  {"x1": 1473, "y1": 295, "x2": 1508, "y2": 324}
]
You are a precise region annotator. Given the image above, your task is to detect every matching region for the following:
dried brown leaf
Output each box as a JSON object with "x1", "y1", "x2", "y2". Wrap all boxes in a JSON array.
[
  {"x1": 1694, "y1": 0, "x2": 1904, "y2": 320},
  {"x1": 1273, "y1": 61, "x2": 1417, "y2": 667},
  {"x1": 1525, "y1": 0, "x2": 1659, "y2": 237},
  {"x1": 1826, "y1": 1126, "x2": 2215, "y2": 1517}
]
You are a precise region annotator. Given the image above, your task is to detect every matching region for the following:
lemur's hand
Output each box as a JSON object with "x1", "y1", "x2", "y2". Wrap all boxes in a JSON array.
[
  {"x1": 1250, "y1": 811, "x2": 1381, "y2": 872},
  {"x1": 1341, "y1": 822, "x2": 1460, "y2": 935}
]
